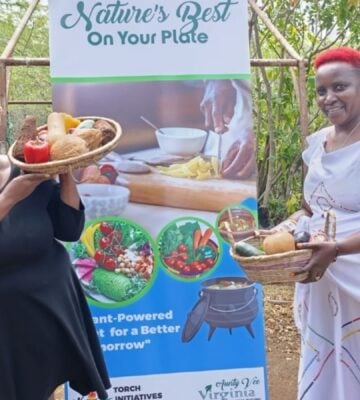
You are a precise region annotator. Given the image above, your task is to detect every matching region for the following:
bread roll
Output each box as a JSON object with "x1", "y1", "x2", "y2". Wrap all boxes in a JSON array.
[{"x1": 93, "y1": 119, "x2": 116, "y2": 145}]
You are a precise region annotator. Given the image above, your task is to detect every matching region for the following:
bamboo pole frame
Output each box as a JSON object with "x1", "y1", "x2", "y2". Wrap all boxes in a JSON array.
[{"x1": 0, "y1": 0, "x2": 309, "y2": 147}]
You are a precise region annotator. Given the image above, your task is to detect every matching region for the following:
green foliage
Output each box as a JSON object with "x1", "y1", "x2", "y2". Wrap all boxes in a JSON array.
[
  {"x1": 251, "y1": 0, "x2": 360, "y2": 223},
  {"x1": 1, "y1": 1, "x2": 51, "y2": 138}
]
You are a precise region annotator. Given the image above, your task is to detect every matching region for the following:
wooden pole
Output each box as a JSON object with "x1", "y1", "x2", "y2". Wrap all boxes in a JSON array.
[
  {"x1": 0, "y1": 57, "x2": 303, "y2": 68},
  {"x1": 1, "y1": 0, "x2": 40, "y2": 58},
  {"x1": 1, "y1": 0, "x2": 40, "y2": 146},
  {"x1": 298, "y1": 60, "x2": 309, "y2": 147},
  {"x1": 0, "y1": 58, "x2": 50, "y2": 66},
  {"x1": 0, "y1": 62, "x2": 7, "y2": 144},
  {"x1": 248, "y1": 0, "x2": 302, "y2": 61}
]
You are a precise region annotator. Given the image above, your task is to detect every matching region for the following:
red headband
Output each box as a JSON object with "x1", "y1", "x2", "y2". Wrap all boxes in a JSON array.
[{"x1": 314, "y1": 47, "x2": 360, "y2": 70}]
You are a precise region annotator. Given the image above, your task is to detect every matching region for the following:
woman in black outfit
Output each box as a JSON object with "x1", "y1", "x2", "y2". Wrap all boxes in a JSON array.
[{"x1": 0, "y1": 155, "x2": 110, "y2": 400}]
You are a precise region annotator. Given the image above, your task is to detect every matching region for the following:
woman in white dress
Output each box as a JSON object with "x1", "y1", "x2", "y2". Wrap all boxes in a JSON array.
[{"x1": 268, "y1": 47, "x2": 360, "y2": 400}]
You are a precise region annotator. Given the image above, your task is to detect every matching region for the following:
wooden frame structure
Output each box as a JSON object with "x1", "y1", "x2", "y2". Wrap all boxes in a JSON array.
[{"x1": 0, "y1": 0, "x2": 309, "y2": 147}]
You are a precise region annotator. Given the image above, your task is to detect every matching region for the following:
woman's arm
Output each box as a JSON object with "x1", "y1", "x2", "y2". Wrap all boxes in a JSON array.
[
  {"x1": 47, "y1": 173, "x2": 84, "y2": 241},
  {"x1": 0, "y1": 192, "x2": 14, "y2": 220},
  {"x1": 58, "y1": 173, "x2": 81, "y2": 209},
  {"x1": 0, "y1": 172, "x2": 51, "y2": 221}
]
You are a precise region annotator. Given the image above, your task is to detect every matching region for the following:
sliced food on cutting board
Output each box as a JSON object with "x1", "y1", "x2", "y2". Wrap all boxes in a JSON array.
[{"x1": 115, "y1": 161, "x2": 151, "y2": 174}]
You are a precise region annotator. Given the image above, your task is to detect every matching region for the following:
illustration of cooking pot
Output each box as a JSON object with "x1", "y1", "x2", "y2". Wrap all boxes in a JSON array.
[{"x1": 182, "y1": 277, "x2": 259, "y2": 342}]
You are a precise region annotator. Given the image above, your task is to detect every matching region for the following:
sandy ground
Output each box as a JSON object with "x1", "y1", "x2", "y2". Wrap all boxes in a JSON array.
[{"x1": 55, "y1": 284, "x2": 299, "y2": 400}]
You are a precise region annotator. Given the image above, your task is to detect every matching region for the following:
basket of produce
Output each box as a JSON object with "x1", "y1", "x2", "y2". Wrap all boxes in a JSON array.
[
  {"x1": 227, "y1": 211, "x2": 336, "y2": 284},
  {"x1": 8, "y1": 113, "x2": 122, "y2": 175}
]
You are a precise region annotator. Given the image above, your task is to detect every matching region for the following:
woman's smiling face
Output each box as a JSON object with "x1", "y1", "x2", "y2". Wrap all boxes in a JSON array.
[{"x1": 315, "y1": 62, "x2": 360, "y2": 129}]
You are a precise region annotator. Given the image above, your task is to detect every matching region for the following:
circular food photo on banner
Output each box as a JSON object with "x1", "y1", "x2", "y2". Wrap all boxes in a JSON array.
[
  {"x1": 157, "y1": 218, "x2": 220, "y2": 280},
  {"x1": 69, "y1": 217, "x2": 156, "y2": 306},
  {"x1": 217, "y1": 206, "x2": 256, "y2": 243}
]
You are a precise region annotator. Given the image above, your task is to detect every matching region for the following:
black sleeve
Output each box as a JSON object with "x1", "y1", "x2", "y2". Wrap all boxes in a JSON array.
[{"x1": 47, "y1": 183, "x2": 85, "y2": 242}]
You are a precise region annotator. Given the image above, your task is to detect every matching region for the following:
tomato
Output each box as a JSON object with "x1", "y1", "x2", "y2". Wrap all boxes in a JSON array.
[
  {"x1": 99, "y1": 222, "x2": 114, "y2": 235},
  {"x1": 108, "y1": 230, "x2": 122, "y2": 244},
  {"x1": 183, "y1": 266, "x2": 191, "y2": 274},
  {"x1": 205, "y1": 258, "x2": 215, "y2": 267},
  {"x1": 164, "y1": 257, "x2": 176, "y2": 267},
  {"x1": 23, "y1": 138, "x2": 50, "y2": 163},
  {"x1": 94, "y1": 250, "x2": 105, "y2": 265},
  {"x1": 178, "y1": 244, "x2": 187, "y2": 252},
  {"x1": 180, "y1": 253, "x2": 188, "y2": 261},
  {"x1": 191, "y1": 261, "x2": 200, "y2": 268},
  {"x1": 103, "y1": 256, "x2": 116, "y2": 270},
  {"x1": 175, "y1": 260, "x2": 185, "y2": 270},
  {"x1": 112, "y1": 245, "x2": 125, "y2": 256},
  {"x1": 199, "y1": 263, "x2": 207, "y2": 271},
  {"x1": 99, "y1": 237, "x2": 111, "y2": 249},
  {"x1": 99, "y1": 164, "x2": 118, "y2": 184}
]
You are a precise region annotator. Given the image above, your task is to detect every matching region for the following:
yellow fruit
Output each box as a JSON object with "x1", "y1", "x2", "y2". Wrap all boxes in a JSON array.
[
  {"x1": 61, "y1": 113, "x2": 81, "y2": 131},
  {"x1": 263, "y1": 231, "x2": 295, "y2": 255}
]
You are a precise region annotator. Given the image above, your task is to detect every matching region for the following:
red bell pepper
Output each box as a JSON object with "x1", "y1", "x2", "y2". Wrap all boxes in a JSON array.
[{"x1": 23, "y1": 138, "x2": 50, "y2": 163}]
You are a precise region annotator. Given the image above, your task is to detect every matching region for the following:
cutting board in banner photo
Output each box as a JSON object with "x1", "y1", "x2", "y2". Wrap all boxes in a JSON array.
[
  {"x1": 66, "y1": 217, "x2": 158, "y2": 308},
  {"x1": 101, "y1": 150, "x2": 256, "y2": 213}
]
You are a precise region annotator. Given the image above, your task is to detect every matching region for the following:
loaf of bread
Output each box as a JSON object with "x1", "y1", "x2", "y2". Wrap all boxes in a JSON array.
[
  {"x1": 93, "y1": 119, "x2": 116, "y2": 145},
  {"x1": 73, "y1": 128, "x2": 102, "y2": 150}
]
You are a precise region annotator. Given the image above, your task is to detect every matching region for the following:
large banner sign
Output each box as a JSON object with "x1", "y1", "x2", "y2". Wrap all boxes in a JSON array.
[
  {"x1": 49, "y1": 1, "x2": 250, "y2": 81},
  {"x1": 48, "y1": 1, "x2": 268, "y2": 400}
]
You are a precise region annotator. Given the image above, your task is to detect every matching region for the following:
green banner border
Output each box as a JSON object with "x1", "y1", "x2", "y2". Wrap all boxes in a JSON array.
[{"x1": 51, "y1": 73, "x2": 251, "y2": 84}]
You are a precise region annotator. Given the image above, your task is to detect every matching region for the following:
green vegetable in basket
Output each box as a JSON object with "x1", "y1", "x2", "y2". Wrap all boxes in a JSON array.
[
  {"x1": 92, "y1": 268, "x2": 132, "y2": 301},
  {"x1": 234, "y1": 241, "x2": 265, "y2": 257}
]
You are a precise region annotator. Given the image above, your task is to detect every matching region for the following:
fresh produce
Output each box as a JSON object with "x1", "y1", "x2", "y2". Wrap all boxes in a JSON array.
[
  {"x1": 157, "y1": 155, "x2": 220, "y2": 180},
  {"x1": 193, "y1": 229, "x2": 202, "y2": 249},
  {"x1": 234, "y1": 241, "x2": 265, "y2": 257},
  {"x1": 74, "y1": 220, "x2": 154, "y2": 303},
  {"x1": 13, "y1": 115, "x2": 37, "y2": 161},
  {"x1": 61, "y1": 113, "x2": 81, "y2": 131},
  {"x1": 13, "y1": 113, "x2": 118, "y2": 167},
  {"x1": 198, "y1": 228, "x2": 213, "y2": 246},
  {"x1": 263, "y1": 231, "x2": 296, "y2": 255},
  {"x1": 73, "y1": 258, "x2": 97, "y2": 283},
  {"x1": 99, "y1": 164, "x2": 118, "y2": 184},
  {"x1": 46, "y1": 112, "x2": 67, "y2": 145},
  {"x1": 294, "y1": 231, "x2": 311, "y2": 244},
  {"x1": 50, "y1": 135, "x2": 88, "y2": 160},
  {"x1": 23, "y1": 138, "x2": 50, "y2": 163},
  {"x1": 75, "y1": 119, "x2": 95, "y2": 130},
  {"x1": 80, "y1": 223, "x2": 100, "y2": 257},
  {"x1": 159, "y1": 221, "x2": 218, "y2": 276},
  {"x1": 79, "y1": 165, "x2": 110, "y2": 184},
  {"x1": 92, "y1": 268, "x2": 132, "y2": 302}
]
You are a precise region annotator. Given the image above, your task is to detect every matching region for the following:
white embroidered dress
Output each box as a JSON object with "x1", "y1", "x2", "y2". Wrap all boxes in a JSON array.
[{"x1": 295, "y1": 127, "x2": 360, "y2": 400}]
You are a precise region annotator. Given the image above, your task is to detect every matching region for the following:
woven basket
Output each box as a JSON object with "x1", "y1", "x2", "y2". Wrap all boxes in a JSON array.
[
  {"x1": 228, "y1": 211, "x2": 336, "y2": 285},
  {"x1": 8, "y1": 116, "x2": 122, "y2": 175},
  {"x1": 230, "y1": 236, "x2": 311, "y2": 284}
]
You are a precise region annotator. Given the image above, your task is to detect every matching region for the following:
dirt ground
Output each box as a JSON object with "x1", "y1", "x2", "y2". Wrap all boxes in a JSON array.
[
  {"x1": 55, "y1": 283, "x2": 299, "y2": 400},
  {"x1": 264, "y1": 283, "x2": 299, "y2": 400}
]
